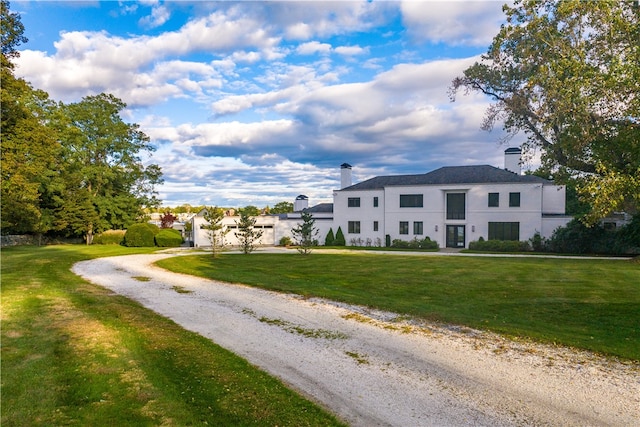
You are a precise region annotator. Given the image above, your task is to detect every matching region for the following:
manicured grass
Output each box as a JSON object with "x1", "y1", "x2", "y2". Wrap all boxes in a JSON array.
[
  {"x1": 1, "y1": 245, "x2": 345, "y2": 427},
  {"x1": 157, "y1": 252, "x2": 640, "y2": 361}
]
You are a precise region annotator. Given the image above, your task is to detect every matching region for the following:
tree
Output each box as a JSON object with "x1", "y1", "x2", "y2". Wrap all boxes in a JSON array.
[
  {"x1": 450, "y1": 0, "x2": 640, "y2": 224},
  {"x1": 55, "y1": 93, "x2": 163, "y2": 243},
  {"x1": 240, "y1": 205, "x2": 260, "y2": 217},
  {"x1": 1, "y1": 0, "x2": 27, "y2": 67},
  {"x1": 234, "y1": 210, "x2": 263, "y2": 254},
  {"x1": 160, "y1": 211, "x2": 177, "y2": 229},
  {"x1": 202, "y1": 206, "x2": 228, "y2": 257},
  {"x1": 334, "y1": 227, "x2": 346, "y2": 246},
  {"x1": 324, "y1": 228, "x2": 335, "y2": 246},
  {"x1": 270, "y1": 201, "x2": 294, "y2": 214},
  {"x1": 290, "y1": 211, "x2": 318, "y2": 255}
]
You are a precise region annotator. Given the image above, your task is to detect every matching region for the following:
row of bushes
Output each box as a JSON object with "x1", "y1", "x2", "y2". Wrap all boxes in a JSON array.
[
  {"x1": 468, "y1": 216, "x2": 640, "y2": 255},
  {"x1": 93, "y1": 224, "x2": 184, "y2": 247},
  {"x1": 390, "y1": 237, "x2": 439, "y2": 250}
]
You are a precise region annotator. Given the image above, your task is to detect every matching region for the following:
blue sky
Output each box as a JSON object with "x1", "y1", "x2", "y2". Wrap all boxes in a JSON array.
[{"x1": 13, "y1": 0, "x2": 526, "y2": 208}]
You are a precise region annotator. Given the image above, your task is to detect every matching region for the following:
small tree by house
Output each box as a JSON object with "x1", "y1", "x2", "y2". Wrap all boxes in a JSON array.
[
  {"x1": 202, "y1": 206, "x2": 228, "y2": 257},
  {"x1": 160, "y1": 211, "x2": 177, "y2": 229},
  {"x1": 291, "y1": 211, "x2": 318, "y2": 255},
  {"x1": 325, "y1": 228, "x2": 335, "y2": 246},
  {"x1": 334, "y1": 227, "x2": 346, "y2": 246},
  {"x1": 235, "y1": 209, "x2": 263, "y2": 254}
]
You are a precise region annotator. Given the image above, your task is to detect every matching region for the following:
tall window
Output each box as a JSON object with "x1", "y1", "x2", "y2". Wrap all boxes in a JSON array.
[
  {"x1": 509, "y1": 192, "x2": 521, "y2": 207},
  {"x1": 488, "y1": 192, "x2": 499, "y2": 207},
  {"x1": 400, "y1": 194, "x2": 423, "y2": 208},
  {"x1": 446, "y1": 193, "x2": 465, "y2": 219},
  {"x1": 348, "y1": 221, "x2": 361, "y2": 234},
  {"x1": 373, "y1": 196, "x2": 379, "y2": 207},
  {"x1": 373, "y1": 221, "x2": 379, "y2": 231},
  {"x1": 348, "y1": 197, "x2": 360, "y2": 207},
  {"x1": 399, "y1": 221, "x2": 409, "y2": 235},
  {"x1": 488, "y1": 222, "x2": 520, "y2": 240},
  {"x1": 413, "y1": 221, "x2": 423, "y2": 235}
]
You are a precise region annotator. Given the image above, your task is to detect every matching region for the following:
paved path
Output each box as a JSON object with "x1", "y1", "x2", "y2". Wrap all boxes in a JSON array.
[{"x1": 72, "y1": 252, "x2": 639, "y2": 427}]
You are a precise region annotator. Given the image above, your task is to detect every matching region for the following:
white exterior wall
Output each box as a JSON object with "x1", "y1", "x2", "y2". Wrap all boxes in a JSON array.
[
  {"x1": 542, "y1": 185, "x2": 566, "y2": 214},
  {"x1": 333, "y1": 189, "x2": 386, "y2": 246}
]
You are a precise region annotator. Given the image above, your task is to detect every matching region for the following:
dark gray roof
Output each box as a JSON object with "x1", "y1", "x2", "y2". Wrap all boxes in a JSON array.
[
  {"x1": 304, "y1": 203, "x2": 334, "y2": 213},
  {"x1": 341, "y1": 165, "x2": 550, "y2": 191}
]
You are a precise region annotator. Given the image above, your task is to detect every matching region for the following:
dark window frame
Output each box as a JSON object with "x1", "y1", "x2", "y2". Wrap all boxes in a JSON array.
[
  {"x1": 399, "y1": 221, "x2": 409, "y2": 235},
  {"x1": 509, "y1": 192, "x2": 521, "y2": 207},
  {"x1": 348, "y1": 221, "x2": 361, "y2": 234},
  {"x1": 400, "y1": 194, "x2": 423, "y2": 208},
  {"x1": 446, "y1": 193, "x2": 466, "y2": 220},
  {"x1": 413, "y1": 221, "x2": 423, "y2": 235},
  {"x1": 488, "y1": 222, "x2": 520, "y2": 241},
  {"x1": 373, "y1": 221, "x2": 379, "y2": 232},
  {"x1": 348, "y1": 197, "x2": 361, "y2": 208},
  {"x1": 373, "y1": 196, "x2": 379, "y2": 207},
  {"x1": 488, "y1": 192, "x2": 499, "y2": 207}
]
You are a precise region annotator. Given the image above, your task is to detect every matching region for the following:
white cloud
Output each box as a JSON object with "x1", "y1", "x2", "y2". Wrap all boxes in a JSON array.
[
  {"x1": 400, "y1": 1, "x2": 505, "y2": 46},
  {"x1": 334, "y1": 45, "x2": 368, "y2": 56},
  {"x1": 296, "y1": 41, "x2": 332, "y2": 55},
  {"x1": 139, "y1": 3, "x2": 170, "y2": 29}
]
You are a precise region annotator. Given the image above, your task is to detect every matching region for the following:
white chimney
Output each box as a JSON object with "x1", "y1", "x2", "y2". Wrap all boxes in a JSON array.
[
  {"x1": 294, "y1": 194, "x2": 309, "y2": 212},
  {"x1": 504, "y1": 147, "x2": 522, "y2": 175},
  {"x1": 340, "y1": 163, "x2": 352, "y2": 188}
]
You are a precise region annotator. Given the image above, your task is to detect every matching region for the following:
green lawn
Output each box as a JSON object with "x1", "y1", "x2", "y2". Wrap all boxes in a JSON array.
[
  {"x1": 157, "y1": 252, "x2": 640, "y2": 361},
  {"x1": 1, "y1": 245, "x2": 345, "y2": 427}
]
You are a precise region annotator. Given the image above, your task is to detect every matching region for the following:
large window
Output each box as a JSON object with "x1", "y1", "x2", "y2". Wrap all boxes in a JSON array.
[
  {"x1": 413, "y1": 221, "x2": 423, "y2": 235},
  {"x1": 488, "y1": 222, "x2": 520, "y2": 241},
  {"x1": 400, "y1": 194, "x2": 423, "y2": 208},
  {"x1": 488, "y1": 192, "x2": 499, "y2": 207},
  {"x1": 399, "y1": 221, "x2": 409, "y2": 235},
  {"x1": 348, "y1": 197, "x2": 360, "y2": 207},
  {"x1": 509, "y1": 192, "x2": 521, "y2": 207},
  {"x1": 373, "y1": 196, "x2": 379, "y2": 207},
  {"x1": 446, "y1": 193, "x2": 465, "y2": 220},
  {"x1": 348, "y1": 221, "x2": 361, "y2": 234}
]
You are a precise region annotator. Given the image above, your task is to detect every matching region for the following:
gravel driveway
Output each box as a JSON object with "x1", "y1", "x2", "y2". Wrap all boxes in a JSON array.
[{"x1": 72, "y1": 252, "x2": 639, "y2": 427}]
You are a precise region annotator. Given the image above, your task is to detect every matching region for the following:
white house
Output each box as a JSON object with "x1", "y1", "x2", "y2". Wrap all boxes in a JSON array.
[{"x1": 191, "y1": 148, "x2": 572, "y2": 249}]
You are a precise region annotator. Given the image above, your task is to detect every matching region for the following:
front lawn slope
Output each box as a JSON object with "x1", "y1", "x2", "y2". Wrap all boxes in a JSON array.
[
  {"x1": 157, "y1": 253, "x2": 640, "y2": 361},
  {"x1": 1, "y1": 246, "x2": 345, "y2": 427}
]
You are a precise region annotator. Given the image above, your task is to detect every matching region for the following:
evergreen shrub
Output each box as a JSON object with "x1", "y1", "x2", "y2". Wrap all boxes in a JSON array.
[
  {"x1": 334, "y1": 227, "x2": 346, "y2": 246},
  {"x1": 124, "y1": 223, "x2": 156, "y2": 247},
  {"x1": 155, "y1": 229, "x2": 183, "y2": 247},
  {"x1": 325, "y1": 228, "x2": 335, "y2": 246}
]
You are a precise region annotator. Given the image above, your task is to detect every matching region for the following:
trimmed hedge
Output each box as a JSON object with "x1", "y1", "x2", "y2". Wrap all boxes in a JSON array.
[
  {"x1": 124, "y1": 223, "x2": 156, "y2": 247},
  {"x1": 391, "y1": 237, "x2": 439, "y2": 250},
  {"x1": 155, "y1": 229, "x2": 183, "y2": 247},
  {"x1": 334, "y1": 227, "x2": 346, "y2": 246},
  {"x1": 93, "y1": 230, "x2": 126, "y2": 245},
  {"x1": 324, "y1": 228, "x2": 335, "y2": 246},
  {"x1": 468, "y1": 238, "x2": 531, "y2": 252}
]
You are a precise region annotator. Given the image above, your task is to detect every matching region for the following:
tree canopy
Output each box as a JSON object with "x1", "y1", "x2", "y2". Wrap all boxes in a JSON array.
[
  {"x1": 1, "y1": 1, "x2": 163, "y2": 240},
  {"x1": 450, "y1": 0, "x2": 640, "y2": 224}
]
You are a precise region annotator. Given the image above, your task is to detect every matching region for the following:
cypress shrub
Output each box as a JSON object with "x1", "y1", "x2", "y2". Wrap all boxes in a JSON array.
[
  {"x1": 325, "y1": 228, "x2": 335, "y2": 246},
  {"x1": 124, "y1": 223, "x2": 156, "y2": 247},
  {"x1": 155, "y1": 229, "x2": 183, "y2": 247},
  {"x1": 334, "y1": 227, "x2": 346, "y2": 246}
]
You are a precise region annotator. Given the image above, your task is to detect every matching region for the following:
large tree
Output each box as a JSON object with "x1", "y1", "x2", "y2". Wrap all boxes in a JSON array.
[
  {"x1": 1, "y1": 0, "x2": 63, "y2": 238},
  {"x1": 55, "y1": 94, "x2": 163, "y2": 243},
  {"x1": 450, "y1": 0, "x2": 640, "y2": 224}
]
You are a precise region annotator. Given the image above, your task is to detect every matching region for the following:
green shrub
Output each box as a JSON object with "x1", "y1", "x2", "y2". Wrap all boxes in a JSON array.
[
  {"x1": 92, "y1": 230, "x2": 126, "y2": 245},
  {"x1": 468, "y1": 239, "x2": 531, "y2": 252},
  {"x1": 279, "y1": 236, "x2": 292, "y2": 246},
  {"x1": 145, "y1": 223, "x2": 161, "y2": 235},
  {"x1": 546, "y1": 217, "x2": 639, "y2": 255},
  {"x1": 391, "y1": 237, "x2": 438, "y2": 250},
  {"x1": 124, "y1": 223, "x2": 156, "y2": 247},
  {"x1": 155, "y1": 229, "x2": 183, "y2": 247},
  {"x1": 324, "y1": 228, "x2": 335, "y2": 246},
  {"x1": 334, "y1": 227, "x2": 346, "y2": 246}
]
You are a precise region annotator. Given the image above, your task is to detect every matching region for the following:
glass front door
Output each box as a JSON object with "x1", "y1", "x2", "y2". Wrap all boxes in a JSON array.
[{"x1": 446, "y1": 225, "x2": 465, "y2": 248}]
